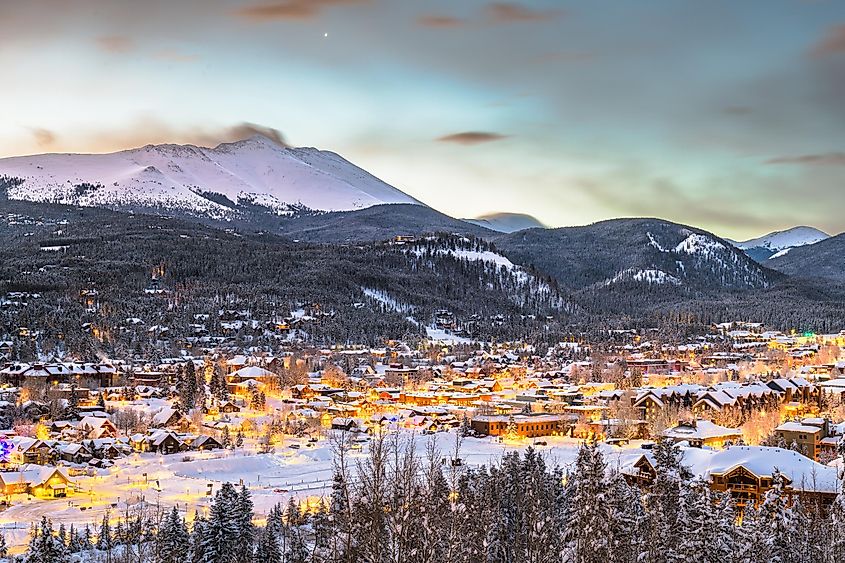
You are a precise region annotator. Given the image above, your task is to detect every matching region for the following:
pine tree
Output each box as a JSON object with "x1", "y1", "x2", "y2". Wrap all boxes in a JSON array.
[
  {"x1": 190, "y1": 513, "x2": 207, "y2": 563},
  {"x1": 830, "y1": 477, "x2": 845, "y2": 561},
  {"x1": 97, "y1": 513, "x2": 113, "y2": 554},
  {"x1": 606, "y1": 473, "x2": 645, "y2": 563},
  {"x1": 221, "y1": 426, "x2": 232, "y2": 449},
  {"x1": 157, "y1": 506, "x2": 190, "y2": 563},
  {"x1": 202, "y1": 483, "x2": 240, "y2": 563},
  {"x1": 565, "y1": 441, "x2": 611, "y2": 563},
  {"x1": 26, "y1": 517, "x2": 68, "y2": 563},
  {"x1": 255, "y1": 522, "x2": 282, "y2": 563},
  {"x1": 645, "y1": 439, "x2": 687, "y2": 563},
  {"x1": 759, "y1": 470, "x2": 795, "y2": 563},
  {"x1": 235, "y1": 429, "x2": 244, "y2": 449},
  {"x1": 0, "y1": 531, "x2": 7, "y2": 559},
  {"x1": 237, "y1": 485, "x2": 256, "y2": 558},
  {"x1": 66, "y1": 525, "x2": 82, "y2": 554}
]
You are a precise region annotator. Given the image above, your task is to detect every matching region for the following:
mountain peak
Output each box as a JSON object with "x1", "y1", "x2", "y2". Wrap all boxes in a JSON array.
[
  {"x1": 731, "y1": 225, "x2": 829, "y2": 263},
  {"x1": 0, "y1": 139, "x2": 423, "y2": 217}
]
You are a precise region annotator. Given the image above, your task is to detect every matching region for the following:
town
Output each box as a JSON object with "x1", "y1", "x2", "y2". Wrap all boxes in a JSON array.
[{"x1": 2, "y1": 289, "x2": 845, "y2": 557}]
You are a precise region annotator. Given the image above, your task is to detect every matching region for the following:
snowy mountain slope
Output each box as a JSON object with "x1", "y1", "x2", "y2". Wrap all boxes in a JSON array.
[
  {"x1": 462, "y1": 212, "x2": 546, "y2": 233},
  {"x1": 0, "y1": 136, "x2": 422, "y2": 218},
  {"x1": 734, "y1": 226, "x2": 829, "y2": 251},
  {"x1": 496, "y1": 218, "x2": 778, "y2": 293},
  {"x1": 730, "y1": 226, "x2": 829, "y2": 263}
]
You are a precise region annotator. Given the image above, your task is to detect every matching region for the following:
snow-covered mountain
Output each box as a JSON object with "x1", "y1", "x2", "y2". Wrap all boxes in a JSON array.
[
  {"x1": 730, "y1": 226, "x2": 829, "y2": 262},
  {"x1": 462, "y1": 212, "x2": 546, "y2": 233},
  {"x1": 0, "y1": 135, "x2": 422, "y2": 219}
]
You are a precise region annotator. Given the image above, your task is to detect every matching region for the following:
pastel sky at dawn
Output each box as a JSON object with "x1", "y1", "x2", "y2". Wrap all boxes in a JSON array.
[{"x1": 2, "y1": 0, "x2": 845, "y2": 239}]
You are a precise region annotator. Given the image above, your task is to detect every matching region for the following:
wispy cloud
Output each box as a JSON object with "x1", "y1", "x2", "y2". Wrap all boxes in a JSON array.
[
  {"x1": 809, "y1": 23, "x2": 845, "y2": 57},
  {"x1": 96, "y1": 35, "x2": 134, "y2": 53},
  {"x1": 417, "y1": 15, "x2": 466, "y2": 28},
  {"x1": 485, "y1": 2, "x2": 562, "y2": 23},
  {"x1": 236, "y1": 0, "x2": 370, "y2": 22},
  {"x1": 766, "y1": 152, "x2": 845, "y2": 166},
  {"x1": 29, "y1": 128, "x2": 56, "y2": 149},
  {"x1": 437, "y1": 131, "x2": 509, "y2": 145}
]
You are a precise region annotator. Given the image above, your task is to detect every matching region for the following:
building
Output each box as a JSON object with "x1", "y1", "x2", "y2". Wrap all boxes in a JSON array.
[
  {"x1": 774, "y1": 419, "x2": 829, "y2": 461},
  {"x1": 471, "y1": 414, "x2": 565, "y2": 438},
  {"x1": 662, "y1": 420, "x2": 741, "y2": 449},
  {"x1": 0, "y1": 465, "x2": 75, "y2": 498}
]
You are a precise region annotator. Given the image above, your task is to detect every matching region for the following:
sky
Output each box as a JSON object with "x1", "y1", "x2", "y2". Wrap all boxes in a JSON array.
[{"x1": 1, "y1": 0, "x2": 844, "y2": 240}]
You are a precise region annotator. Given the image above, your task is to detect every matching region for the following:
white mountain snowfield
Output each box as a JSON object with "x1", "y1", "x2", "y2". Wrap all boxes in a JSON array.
[
  {"x1": 732, "y1": 226, "x2": 829, "y2": 252},
  {"x1": 0, "y1": 135, "x2": 422, "y2": 217}
]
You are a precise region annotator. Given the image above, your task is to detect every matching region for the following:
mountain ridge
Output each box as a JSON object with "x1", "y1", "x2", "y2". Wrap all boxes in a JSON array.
[
  {"x1": 0, "y1": 135, "x2": 423, "y2": 219},
  {"x1": 729, "y1": 226, "x2": 829, "y2": 263}
]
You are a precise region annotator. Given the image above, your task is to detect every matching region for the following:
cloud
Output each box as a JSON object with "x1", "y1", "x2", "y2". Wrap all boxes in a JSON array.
[
  {"x1": 485, "y1": 2, "x2": 562, "y2": 23},
  {"x1": 809, "y1": 23, "x2": 845, "y2": 57},
  {"x1": 235, "y1": 0, "x2": 370, "y2": 22},
  {"x1": 29, "y1": 128, "x2": 56, "y2": 149},
  {"x1": 33, "y1": 120, "x2": 292, "y2": 155},
  {"x1": 436, "y1": 131, "x2": 509, "y2": 145},
  {"x1": 96, "y1": 35, "x2": 134, "y2": 53},
  {"x1": 766, "y1": 153, "x2": 845, "y2": 166},
  {"x1": 224, "y1": 123, "x2": 290, "y2": 147},
  {"x1": 417, "y1": 15, "x2": 466, "y2": 28}
]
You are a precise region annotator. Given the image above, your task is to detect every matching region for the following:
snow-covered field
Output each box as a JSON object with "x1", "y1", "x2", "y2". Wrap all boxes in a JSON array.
[{"x1": 0, "y1": 431, "x2": 630, "y2": 550}]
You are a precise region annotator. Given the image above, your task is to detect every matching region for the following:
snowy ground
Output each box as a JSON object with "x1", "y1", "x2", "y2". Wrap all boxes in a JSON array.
[{"x1": 0, "y1": 431, "x2": 642, "y2": 551}]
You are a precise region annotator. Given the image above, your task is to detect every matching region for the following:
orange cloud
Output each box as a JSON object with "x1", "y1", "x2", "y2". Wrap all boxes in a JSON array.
[
  {"x1": 96, "y1": 35, "x2": 134, "y2": 53},
  {"x1": 417, "y1": 15, "x2": 466, "y2": 28},
  {"x1": 486, "y1": 2, "x2": 562, "y2": 23},
  {"x1": 30, "y1": 128, "x2": 56, "y2": 149},
  {"x1": 809, "y1": 23, "x2": 845, "y2": 57},
  {"x1": 437, "y1": 132, "x2": 509, "y2": 145},
  {"x1": 236, "y1": 0, "x2": 370, "y2": 22}
]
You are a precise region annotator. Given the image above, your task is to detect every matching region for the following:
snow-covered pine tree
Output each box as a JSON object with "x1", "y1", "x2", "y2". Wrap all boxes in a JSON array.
[
  {"x1": 96, "y1": 513, "x2": 113, "y2": 555},
  {"x1": 157, "y1": 506, "x2": 190, "y2": 563},
  {"x1": 66, "y1": 525, "x2": 82, "y2": 554},
  {"x1": 606, "y1": 473, "x2": 645, "y2": 563},
  {"x1": 759, "y1": 470, "x2": 794, "y2": 563},
  {"x1": 237, "y1": 485, "x2": 256, "y2": 558},
  {"x1": 564, "y1": 441, "x2": 611, "y2": 563},
  {"x1": 710, "y1": 491, "x2": 736, "y2": 563},
  {"x1": 202, "y1": 483, "x2": 241, "y2": 563},
  {"x1": 190, "y1": 512, "x2": 207, "y2": 563},
  {"x1": 254, "y1": 523, "x2": 282, "y2": 563},
  {"x1": 283, "y1": 499, "x2": 309, "y2": 563},
  {"x1": 644, "y1": 439, "x2": 687, "y2": 563},
  {"x1": 25, "y1": 517, "x2": 68, "y2": 563},
  {"x1": 829, "y1": 477, "x2": 845, "y2": 561}
]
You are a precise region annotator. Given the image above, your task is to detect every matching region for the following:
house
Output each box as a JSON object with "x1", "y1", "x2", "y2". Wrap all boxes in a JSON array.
[
  {"x1": 662, "y1": 420, "x2": 741, "y2": 449},
  {"x1": 58, "y1": 443, "x2": 93, "y2": 464},
  {"x1": 774, "y1": 419, "x2": 828, "y2": 461},
  {"x1": 623, "y1": 445, "x2": 838, "y2": 508},
  {"x1": 142, "y1": 430, "x2": 185, "y2": 455},
  {"x1": 331, "y1": 417, "x2": 368, "y2": 433},
  {"x1": 78, "y1": 416, "x2": 118, "y2": 439},
  {"x1": 189, "y1": 435, "x2": 223, "y2": 451},
  {"x1": 151, "y1": 408, "x2": 191, "y2": 431},
  {"x1": 0, "y1": 465, "x2": 75, "y2": 498},
  {"x1": 9, "y1": 438, "x2": 56, "y2": 466}
]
